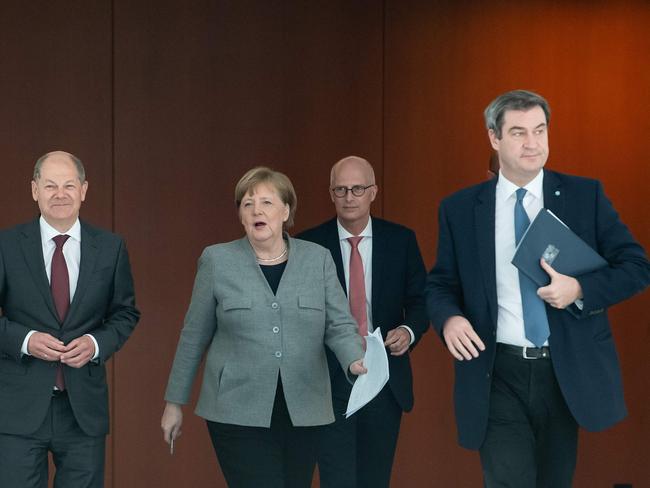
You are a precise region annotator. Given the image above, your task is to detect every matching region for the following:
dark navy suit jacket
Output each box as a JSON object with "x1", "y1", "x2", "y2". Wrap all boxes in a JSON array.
[
  {"x1": 0, "y1": 219, "x2": 140, "y2": 437},
  {"x1": 426, "y1": 170, "x2": 650, "y2": 449},
  {"x1": 298, "y1": 217, "x2": 429, "y2": 412}
]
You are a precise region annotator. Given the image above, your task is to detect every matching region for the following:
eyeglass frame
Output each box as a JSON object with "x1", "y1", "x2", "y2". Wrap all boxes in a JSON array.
[{"x1": 330, "y1": 184, "x2": 376, "y2": 198}]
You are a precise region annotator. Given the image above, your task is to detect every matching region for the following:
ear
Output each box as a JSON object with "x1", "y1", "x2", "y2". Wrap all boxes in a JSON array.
[
  {"x1": 283, "y1": 203, "x2": 290, "y2": 222},
  {"x1": 31, "y1": 180, "x2": 38, "y2": 202},
  {"x1": 369, "y1": 185, "x2": 378, "y2": 202},
  {"x1": 80, "y1": 180, "x2": 89, "y2": 202},
  {"x1": 488, "y1": 129, "x2": 500, "y2": 151}
]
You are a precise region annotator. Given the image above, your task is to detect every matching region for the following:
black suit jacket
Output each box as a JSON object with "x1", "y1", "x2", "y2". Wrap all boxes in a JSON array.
[
  {"x1": 425, "y1": 170, "x2": 650, "y2": 449},
  {"x1": 0, "y1": 219, "x2": 140, "y2": 436},
  {"x1": 298, "y1": 217, "x2": 429, "y2": 412}
]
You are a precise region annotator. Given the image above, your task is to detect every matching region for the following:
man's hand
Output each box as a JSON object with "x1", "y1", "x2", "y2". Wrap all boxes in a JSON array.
[
  {"x1": 384, "y1": 327, "x2": 410, "y2": 356},
  {"x1": 60, "y1": 336, "x2": 96, "y2": 368},
  {"x1": 538, "y1": 259, "x2": 583, "y2": 309},
  {"x1": 27, "y1": 332, "x2": 66, "y2": 361},
  {"x1": 349, "y1": 359, "x2": 367, "y2": 376},
  {"x1": 442, "y1": 315, "x2": 485, "y2": 361}
]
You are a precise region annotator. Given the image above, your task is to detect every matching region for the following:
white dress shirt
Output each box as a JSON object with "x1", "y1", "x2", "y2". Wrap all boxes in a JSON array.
[
  {"x1": 21, "y1": 217, "x2": 99, "y2": 358},
  {"x1": 337, "y1": 217, "x2": 414, "y2": 344},
  {"x1": 495, "y1": 170, "x2": 548, "y2": 347}
]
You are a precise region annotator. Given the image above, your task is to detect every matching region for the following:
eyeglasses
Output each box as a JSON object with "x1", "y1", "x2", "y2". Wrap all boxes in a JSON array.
[{"x1": 331, "y1": 184, "x2": 375, "y2": 198}]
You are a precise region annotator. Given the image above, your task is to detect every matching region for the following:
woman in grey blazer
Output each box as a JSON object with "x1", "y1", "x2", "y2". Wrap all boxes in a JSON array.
[{"x1": 161, "y1": 167, "x2": 365, "y2": 487}]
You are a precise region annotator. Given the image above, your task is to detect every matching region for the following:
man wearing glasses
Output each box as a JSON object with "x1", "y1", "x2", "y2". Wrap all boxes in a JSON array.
[{"x1": 298, "y1": 156, "x2": 429, "y2": 488}]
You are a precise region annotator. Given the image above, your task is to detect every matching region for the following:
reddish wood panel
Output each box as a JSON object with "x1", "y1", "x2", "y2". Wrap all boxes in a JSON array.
[
  {"x1": 111, "y1": 1, "x2": 382, "y2": 486},
  {"x1": 383, "y1": 1, "x2": 650, "y2": 486},
  {"x1": 1, "y1": 1, "x2": 649, "y2": 486}
]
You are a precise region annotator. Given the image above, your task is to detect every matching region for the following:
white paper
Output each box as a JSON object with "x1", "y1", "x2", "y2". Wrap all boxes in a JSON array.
[{"x1": 345, "y1": 328, "x2": 389, "y2": 418}]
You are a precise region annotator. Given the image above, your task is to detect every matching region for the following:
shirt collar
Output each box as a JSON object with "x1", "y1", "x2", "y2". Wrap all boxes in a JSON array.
[
  {"x1": 496, "y1": 169, "x2": 544, "y2": 203},
  {"x1": 39, "y1": 216, "x2": 82, "y2": 244},
  {"x1": 337, "y1": 216, "x2": 373, "y2": 241}
]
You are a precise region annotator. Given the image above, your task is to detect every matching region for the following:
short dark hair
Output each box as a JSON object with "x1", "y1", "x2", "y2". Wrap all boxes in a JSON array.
[
  {"x1": 484, "y1": 90, "x2": 551, "y2": 139},
  {"x1": 235, "y1": 166, "x2": 297, "y2": 228},
  {"x1": 33, "y1": 151, "x2": 86, "y2": 182}
]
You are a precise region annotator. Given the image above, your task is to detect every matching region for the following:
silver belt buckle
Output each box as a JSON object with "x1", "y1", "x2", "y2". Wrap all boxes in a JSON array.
[
  {"x1": 522, "y1": 346, "x2": 548, "y2": 359},
  {"x1": 522, "y1": 346, "x2": 536, "y2": 359}
]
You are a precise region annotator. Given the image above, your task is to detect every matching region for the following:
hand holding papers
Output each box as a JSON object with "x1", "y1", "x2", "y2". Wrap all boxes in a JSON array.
[{"x1": 345, "y1": 328, "x2": 389, "y2": 418}]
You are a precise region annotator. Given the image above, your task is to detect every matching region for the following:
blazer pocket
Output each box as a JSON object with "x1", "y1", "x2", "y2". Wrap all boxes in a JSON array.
[
  {"x1": 298, "y1": 295, "x2": 325, "y2": 311},
  {"x1": 222, "y1": 297, "x2": 253, "y2": 311},
  {"x1": 87, "y1": 362, "x2": 106, "y2": 378},
  {"x1": 93, "y1": 265, "x2": 115, "y2": 282}
]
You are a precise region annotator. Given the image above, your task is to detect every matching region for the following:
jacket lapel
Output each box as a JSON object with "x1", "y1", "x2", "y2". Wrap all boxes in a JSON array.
[
  {"x1": 19, "y1": 220, "x2": 60, "y2": 322},
  {"x1": 475, "y1": 180, "x2": 498, "y2": 329},
  {"x1": 324, "y1": 219, "x2": 346, "y2": 294},
  {"x1": 370, "y1": 218, "x2": 383, "y2": 322},
  {"x1": 543, "y1": 170, "x2": 565, "y2": 221},
  {"x1": 65, "y1": 222, "x2": 99, "y2": 326}
]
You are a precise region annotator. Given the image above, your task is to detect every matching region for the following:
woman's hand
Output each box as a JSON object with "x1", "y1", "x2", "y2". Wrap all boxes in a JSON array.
[
  {"x1": 349, "y1": 359, "x2": 367, "y2": 376},
  {"x1": 161, "y1": 402, "x2": 183, "y2": 449}
]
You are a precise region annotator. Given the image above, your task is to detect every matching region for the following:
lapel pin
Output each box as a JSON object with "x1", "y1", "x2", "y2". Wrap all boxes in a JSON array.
[{"x1": 554, "y1": 190, "x2": 561, "y2": 196}]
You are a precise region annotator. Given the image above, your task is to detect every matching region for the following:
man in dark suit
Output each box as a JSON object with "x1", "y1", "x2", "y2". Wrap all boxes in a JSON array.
[
  {"x1": 298, "y1": 155, "x2": 428, "y2": 488},
  {"x1": 426, "y1": 90, "x2": 650, "y2": 487},
  {"x1": 0, "y1": 151, "x2": 140, "y2": 488}
]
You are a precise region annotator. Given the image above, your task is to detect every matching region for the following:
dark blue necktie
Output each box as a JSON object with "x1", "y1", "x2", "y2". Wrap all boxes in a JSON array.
[{"x1": 515, "y1": 188, "x2": 550, "y2": 347}]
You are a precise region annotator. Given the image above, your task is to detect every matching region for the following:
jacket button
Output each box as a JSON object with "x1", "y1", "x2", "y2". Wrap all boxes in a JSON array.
[
  {"x1": 275, "y1": 351, "x2": 282, "y2": 358},
  {"x1": 272, "y1": 327, "x2": 280, "y2": 333},
  {"x1": 271, "y1": 302, "x2": 279, "y2": 309}
]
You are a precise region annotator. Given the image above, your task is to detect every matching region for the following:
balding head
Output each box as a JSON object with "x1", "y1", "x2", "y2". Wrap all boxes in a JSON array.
[
  {"x1": 330, "y1": 156, "x2": 375, "y2": 188},
  {"x1": 329, "y1": 155, "x2": 378, "y2": 235},
  {"x1": 34, "y1": 151, "x2": 86, "y2": 183}
]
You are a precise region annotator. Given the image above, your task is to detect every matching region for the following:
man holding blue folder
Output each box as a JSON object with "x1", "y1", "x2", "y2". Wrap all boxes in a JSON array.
[{"x1": 426, "y1": 90, "x2": 650, "y2": 487}]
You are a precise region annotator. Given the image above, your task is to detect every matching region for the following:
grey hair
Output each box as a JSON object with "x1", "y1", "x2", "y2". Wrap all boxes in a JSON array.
[
  {"x1": 484, "y1": 90, "x2": 551, "y2": 139},
  {"x1": 33, "y1": 151, "x2": 86, "y2": 182}
]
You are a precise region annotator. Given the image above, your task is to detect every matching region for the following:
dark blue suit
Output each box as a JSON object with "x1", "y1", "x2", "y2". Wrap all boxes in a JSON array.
[
  {"x1": 298, "y1": 217, "x2": 428, "y2": 487},
  {"x1": 426, "y1": 170, "x2": 650, "y2": 450}
]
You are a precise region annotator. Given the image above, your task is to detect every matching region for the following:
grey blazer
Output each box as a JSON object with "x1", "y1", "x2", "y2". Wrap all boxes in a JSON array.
[{"x1": 164, "y1": 235, "x2": 363, "y2": 427}]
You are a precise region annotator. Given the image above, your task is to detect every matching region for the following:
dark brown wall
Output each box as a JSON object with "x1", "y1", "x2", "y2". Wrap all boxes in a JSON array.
[{"x1": 1, "y1": 1, "x2": 648, "y2": 487}]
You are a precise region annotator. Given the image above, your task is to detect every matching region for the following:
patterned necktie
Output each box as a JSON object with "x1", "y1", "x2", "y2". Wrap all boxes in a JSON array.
[
  {"x1": 347, "y1": 236, "x2": 368, "y2": 341},
  {"x1": 515, "y1": 189, "x2": 550, "y2": 347},
  {"x1": 51, "y1": 234, "x2": 70, "y2": 390}
]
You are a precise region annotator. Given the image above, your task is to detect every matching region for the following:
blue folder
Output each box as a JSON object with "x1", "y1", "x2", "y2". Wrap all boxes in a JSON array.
[{"x1": 512, "y1": 209, "x2": 608, "y2": 287}]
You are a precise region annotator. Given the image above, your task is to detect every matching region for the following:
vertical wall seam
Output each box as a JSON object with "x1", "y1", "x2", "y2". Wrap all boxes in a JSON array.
[
  {"x1": 381, "y1": 0, "x2": 386, "y2": 218},
  {"x1": 109, "y1": 1, "x2": 116, "y2": 486}
]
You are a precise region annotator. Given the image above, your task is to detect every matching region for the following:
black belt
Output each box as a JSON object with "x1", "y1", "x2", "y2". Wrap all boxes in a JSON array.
[{"x1": 497, "y1": 343, "x2": 550, "y2": 359}]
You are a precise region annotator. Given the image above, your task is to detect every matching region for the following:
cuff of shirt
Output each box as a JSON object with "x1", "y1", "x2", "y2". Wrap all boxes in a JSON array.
[
  {"x1": 397, "y1": 325, "x2": 415, "y2": 346},
  {"x1": 84, "y1": 334, "x2": 100, "y2": 361},
  {"x1": 21, "y1": 330, "x2": 37, "y2": 356}
]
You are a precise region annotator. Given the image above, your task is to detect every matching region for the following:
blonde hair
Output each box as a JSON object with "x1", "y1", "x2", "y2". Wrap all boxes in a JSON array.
[{"x1": 235, "y1": 166, "x2": 297, "y2": 227}]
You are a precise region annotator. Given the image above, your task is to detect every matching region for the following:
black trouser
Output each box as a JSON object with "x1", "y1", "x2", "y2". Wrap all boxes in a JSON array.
[
  {"x1": 314, "y1": 384, "x2": 402, "y2": 488},
  {"x1": 207, "y1": 379, "x2": 316, "y2": 488},
  {"x1": 0, "y1": 391, "x2": 105, "y2": 488},
  {"x1": 479, "y1": 345, "x2": 578, "y2": 488}
]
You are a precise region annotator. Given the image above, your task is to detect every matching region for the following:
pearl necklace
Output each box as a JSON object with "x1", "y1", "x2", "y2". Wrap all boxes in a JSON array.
[{"x1": 255, "y1": 245, "x2": 288, "y2": 263}]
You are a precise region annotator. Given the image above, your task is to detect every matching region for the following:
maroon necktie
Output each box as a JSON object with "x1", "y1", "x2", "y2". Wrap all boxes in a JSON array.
[
  {"x1": 347, "y1": 236, "x2": 368, "y2": 342},
  {"x1": 51, "y1": 234, "x2": 70, "y2": 390}
]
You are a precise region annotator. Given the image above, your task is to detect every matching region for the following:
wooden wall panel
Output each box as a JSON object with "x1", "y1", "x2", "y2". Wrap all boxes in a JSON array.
[
  {"x1": 2, "y1": 1, "x2": 649, "y2": 486},
  {"x1": 0, "y1": 2, "x2": 114, "y2": 485},
  {"x1": 111, "y1": 1, "x2": 382, "y2": 486},
  {"x1": 383, "y1": 1, "x2": 650, "y2": 486}
]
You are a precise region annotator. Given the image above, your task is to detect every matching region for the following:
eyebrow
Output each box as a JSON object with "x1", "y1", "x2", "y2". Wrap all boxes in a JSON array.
[{"x1": 508, "y1": 123, "x2": 547, "y2": 133}]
